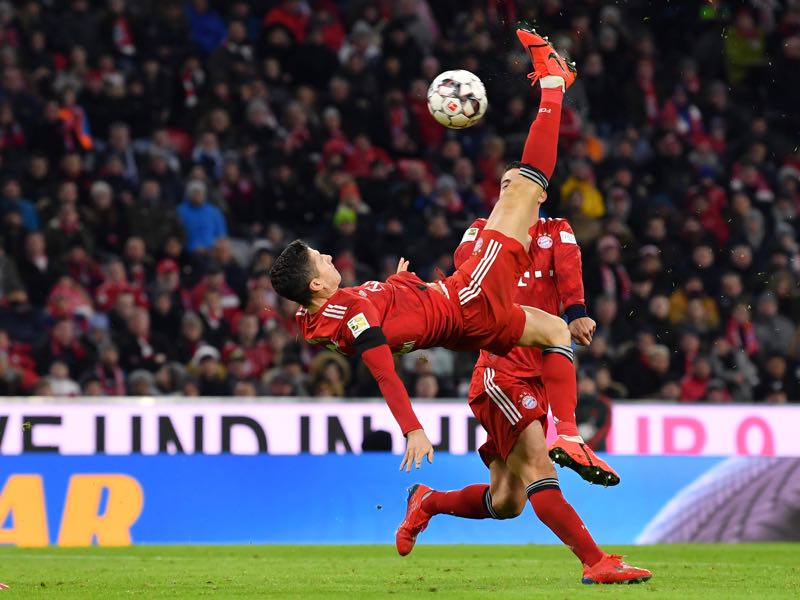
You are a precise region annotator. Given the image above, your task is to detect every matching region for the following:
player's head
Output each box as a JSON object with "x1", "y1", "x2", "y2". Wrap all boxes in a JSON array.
[
  {"x1": 501, "y1": 161, "x2": 548, "y2": 205},
  {"x1": 270, "y1": 239, "x2": 341, "y2": 306}
]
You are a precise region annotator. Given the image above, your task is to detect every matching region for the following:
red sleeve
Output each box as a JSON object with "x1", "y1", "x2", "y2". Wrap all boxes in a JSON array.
[
  {"x1": 453, "y1": 218, "x2": 487, "y2": 270},
  {"x1": 551, "y1": 220, "x2": 587, "y2": 321},
  {"x1": 341, "y1": 297, "x2": 422, "y2": 435},
  {"x1": 361, "y1": 345, "x2": 422, "y2": 435}
]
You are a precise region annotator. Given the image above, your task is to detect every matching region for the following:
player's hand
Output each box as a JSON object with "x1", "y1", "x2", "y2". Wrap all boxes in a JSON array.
[
  {"x1": 569, "y1": 317, "x2": 596, "y2": 345},
  {"x1": 400, "y1": 429, "x2": 434, "y2": 472},
  {"x1": 396, "y1": 257, "x2": 410, "y2": 273}
]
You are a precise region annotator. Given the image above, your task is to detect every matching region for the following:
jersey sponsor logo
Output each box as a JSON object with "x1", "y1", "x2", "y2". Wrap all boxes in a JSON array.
[
  {"x1": 346, "y1": 313, "x2": 370, "y2": 338},
  {"x1": 520, "y1": 394, "x2": 538, "y2": 410},
  {"x1": 517, "y1": 271, "x2": 530, "y2": 287},
  {"x1": 560, "y1": 231, "x2": 577, "y2": 244},
  {"x1": 461, "y1": 227, "x2": 479, "y2": 244},
  {"x1": 537, "y1": 235, "x2": 553, "y2": 249}
]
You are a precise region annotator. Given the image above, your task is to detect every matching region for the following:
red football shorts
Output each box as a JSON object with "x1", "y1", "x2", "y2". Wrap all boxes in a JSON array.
[
  {"x1": 468, "y1": 367, "x2": 549, "y2": 467},
  {"x1": 445, "y1": 228, "x2": 529, "y2": 356}
]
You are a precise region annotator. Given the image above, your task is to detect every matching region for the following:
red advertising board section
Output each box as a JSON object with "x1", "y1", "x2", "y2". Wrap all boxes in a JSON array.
[
  {"x1": 608, "y1": 404, "x2": 797, "y2": 456},
  {"x1": 0, "y1": 400, "x2": 796, "y2": 456}
]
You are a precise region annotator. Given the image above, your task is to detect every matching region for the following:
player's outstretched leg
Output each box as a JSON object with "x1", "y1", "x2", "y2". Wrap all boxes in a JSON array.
[
  {"x1": 517, "y1": 305, "x2": 620, "y2": 486},
  {"x1": 483, "y1": 26, "x2": 576, "y2": 248},
  {"x1": 505, "y1": 421, "x2": 651, "y2": 584}
]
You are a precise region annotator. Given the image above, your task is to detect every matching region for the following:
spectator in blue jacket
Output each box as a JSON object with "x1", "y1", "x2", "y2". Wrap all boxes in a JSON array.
[
  {"x1": 2, "y1": 179, "x2": 39, "y2": 232},
  {"x1": 185, "y1": 0, "x2": 227, "y2": 55},
  {"x1": 177, "y1": 179, "x2": 227, "y2": 254}
]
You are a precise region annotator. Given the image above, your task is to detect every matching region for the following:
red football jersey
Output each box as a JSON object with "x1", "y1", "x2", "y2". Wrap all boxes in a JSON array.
[
  {"x1": 297, "y1": 271, "x2": 462, "y2": 357},
  {"x1": 454, "y1": 217, "x2": 586, "y2": 377}
]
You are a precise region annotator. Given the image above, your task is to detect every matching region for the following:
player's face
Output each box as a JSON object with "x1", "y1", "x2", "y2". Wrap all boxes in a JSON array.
[{"x1": 308, "y1": 247, "x2": 341, "y2": 292}]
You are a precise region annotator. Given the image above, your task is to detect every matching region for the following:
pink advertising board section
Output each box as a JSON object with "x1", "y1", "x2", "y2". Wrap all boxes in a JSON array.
[
  {"x1": 2, "y1": 402, "x2": 554, "y2": 455},
  {"x1": 609, "y1": 404, "x2": 800, "y2": 456}
]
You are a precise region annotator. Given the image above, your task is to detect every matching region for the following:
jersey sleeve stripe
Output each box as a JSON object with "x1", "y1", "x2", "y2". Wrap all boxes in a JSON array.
[
  {"x1": 321, "y1": 311, "x2": 344, "y2": 319},
  {"x1": 324, "y1": 306, "x2": 347, "y2": 314}
]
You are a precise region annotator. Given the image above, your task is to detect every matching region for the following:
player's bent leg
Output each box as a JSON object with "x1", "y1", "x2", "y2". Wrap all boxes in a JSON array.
[
  {"x1": 516, "y1": 306, "x2": 571, "y2": 348},
  {"x1": 505, "y1": 419, "x2": 558, "y2": 483},
  {"x1": 487, "y1": 458, "x2": 527, "y2": 519}
]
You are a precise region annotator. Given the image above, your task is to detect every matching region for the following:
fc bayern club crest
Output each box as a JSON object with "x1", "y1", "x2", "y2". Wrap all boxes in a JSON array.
[
  {"x1": 521, "y1": 394, "x2": 537, "y2": 409},
  {"x1": 537, "y1": 235, "x2": 553, "y2": 249},
  {"x1": 473, "y1": 238, "x2": 484, "y2": 254}
]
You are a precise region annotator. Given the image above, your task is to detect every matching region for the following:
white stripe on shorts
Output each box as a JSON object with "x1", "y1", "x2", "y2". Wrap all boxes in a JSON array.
[
  {"x1": 484, "y1": 368, "x2": 521, "y2": 424},
  {"x1": 459, "y1": 239, "x2": 502, "y2": 305}
]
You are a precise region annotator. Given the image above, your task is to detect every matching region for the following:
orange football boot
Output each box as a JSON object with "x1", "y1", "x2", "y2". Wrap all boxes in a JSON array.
[
  {"x1": 549, "y1": 437, "x2": 621, "y2": 486},
  {"x1": 515, "y1": 23, "x2": 577, "y2": 89},
  {"x1": 582, "y1": 553, "x2": 652, "y2": 585},
  {"x1": 395, "y1": 484, "x2": 433, "y2": 556}
]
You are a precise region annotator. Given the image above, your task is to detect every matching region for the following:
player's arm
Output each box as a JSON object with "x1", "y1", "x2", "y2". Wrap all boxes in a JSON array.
[
  {"x1": 453, "y1": 218, "x2": 487, "y2": 269},
  {"x1": 552, "y1": 221, "x2": 595, "y2": 345},
  {"x1": 348, "y1": 310, "x2": 433, "y2": 471}
]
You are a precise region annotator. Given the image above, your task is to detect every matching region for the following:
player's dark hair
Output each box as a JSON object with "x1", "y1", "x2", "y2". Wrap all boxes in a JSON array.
[
  {"x1": 269, "y1": 239, "x2": 316, "y2": 306},
  {"x1": 503, "y1": 160, "x2": 523, "y2": 173}
]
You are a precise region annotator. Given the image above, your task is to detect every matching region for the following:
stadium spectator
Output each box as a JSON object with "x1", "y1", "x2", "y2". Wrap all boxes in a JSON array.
[
  {"x1": 177, "y1": 179, "x2": 227, "y2": 254},
  {"x1": 754, "y1": 354, "x2": 799, "y2": 403},
  {"x1": 191, "y1": 343, "x2": 231, "y2": 396},
  {"x1": 0, "y1": 0, "x2": 795, "y2": 404}
]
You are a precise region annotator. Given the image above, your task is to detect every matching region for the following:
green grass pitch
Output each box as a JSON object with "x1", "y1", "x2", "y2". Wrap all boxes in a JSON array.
[{"x1": 0, "y1": 544, "x2": 797, "y2": 599}]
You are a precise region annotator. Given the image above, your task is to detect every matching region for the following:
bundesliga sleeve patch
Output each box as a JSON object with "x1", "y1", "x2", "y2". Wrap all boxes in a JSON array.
[
  {"x1": 560, "y1": 231, "x2": 577, "y2": 244},
  {"x1": 347, "y1": 312, "x2": 371, "y2": 338},
  {"x1": 461, "y1": 227, "x2": 479, "y2": 244}
]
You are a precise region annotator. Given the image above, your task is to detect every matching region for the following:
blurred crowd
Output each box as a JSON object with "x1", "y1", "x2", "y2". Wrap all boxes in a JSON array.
[{"x1": 0, "y1": 0, "x2": 799, "y2": 407}]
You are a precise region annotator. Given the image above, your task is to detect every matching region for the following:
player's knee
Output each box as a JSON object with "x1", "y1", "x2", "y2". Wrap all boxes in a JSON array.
[
  {"x1": 544, "y1": 318, "x2": 570, "y2": 347},
  {"x1": 491, "y1": 494, "x2": 526, "y2": 519}
]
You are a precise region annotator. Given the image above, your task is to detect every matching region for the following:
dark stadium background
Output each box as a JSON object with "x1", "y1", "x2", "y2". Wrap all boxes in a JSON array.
[{"x1": 0, "y1": 0, "x2": 799, "y2": 445}]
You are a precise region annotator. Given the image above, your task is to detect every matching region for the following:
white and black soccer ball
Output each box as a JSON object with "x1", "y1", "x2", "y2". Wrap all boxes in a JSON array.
[{"x1": 427, "y1": 70, "x2": 488, "y2": 129}]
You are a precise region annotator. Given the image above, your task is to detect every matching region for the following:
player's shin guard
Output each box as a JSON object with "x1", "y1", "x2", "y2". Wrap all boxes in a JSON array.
[
  {"x1": 542, "y1": 346, "x2": 580, "y2": 438},
  {"x1": 526, "y1": 479, "x2": 604, "y2": 566},
  {"x1": 520, "y1": 86, "x2": 564, "y2": 186},
  {"x1": 421, "y1": 484, "x2": 499, "y2": 519}
]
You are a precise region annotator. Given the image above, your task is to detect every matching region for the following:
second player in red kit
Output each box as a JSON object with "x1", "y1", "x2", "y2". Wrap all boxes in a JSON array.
[{"x1": 454, "y1": 212, "x2": 619, "y2": 485}]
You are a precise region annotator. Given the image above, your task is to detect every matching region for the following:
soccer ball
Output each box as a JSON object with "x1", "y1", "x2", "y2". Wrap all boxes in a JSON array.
[{"x1": 427, "y1": 70, "x2": 488, "y2": 129}]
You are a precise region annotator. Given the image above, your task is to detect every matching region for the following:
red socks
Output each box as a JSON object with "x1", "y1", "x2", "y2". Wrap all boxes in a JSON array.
[
  {"x1": 520, "y1": 87, "x2": 564, "y2": 182},
  {"x1": 526, "y1": 479, "x2": 604, "y2": 566},
  {"x1": 542, "y1": 346, "x2": 580, "y2": 437},
  {"x1": 421, "y1": 484, "x2": 494, "y2": 519},
  {"x1": 422, "y1": 478, "x2": 605, "y2": 567}
]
